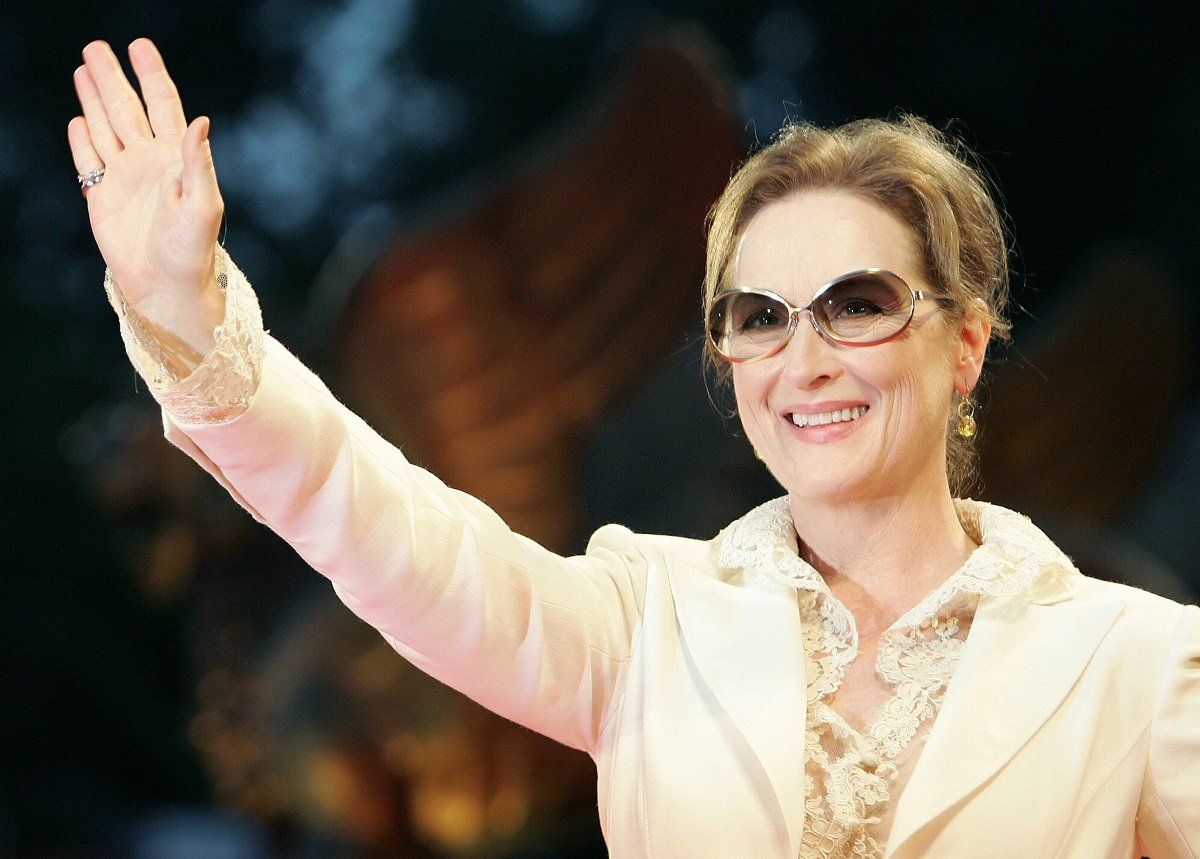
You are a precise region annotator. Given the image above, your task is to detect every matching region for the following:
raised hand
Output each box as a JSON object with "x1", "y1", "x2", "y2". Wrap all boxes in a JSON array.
[{"x1": 68, "y1": 38, "x2": 226, "y2": 354}]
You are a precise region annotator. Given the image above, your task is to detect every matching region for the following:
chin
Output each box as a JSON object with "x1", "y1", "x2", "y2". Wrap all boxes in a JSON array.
[
  {"x1": 766, "y1": 451, "x2": 876, "y2": 500},
  {"x1": 775, "y1": 470, "x2": 875, "y2": 505}
]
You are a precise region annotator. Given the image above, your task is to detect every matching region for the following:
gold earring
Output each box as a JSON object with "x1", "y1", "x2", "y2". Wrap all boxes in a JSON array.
[{"x1": 956, "y1": 397, "x2": 977, "y2": 439}]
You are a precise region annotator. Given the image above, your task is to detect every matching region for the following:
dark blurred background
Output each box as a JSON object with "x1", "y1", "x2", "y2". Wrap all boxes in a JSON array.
[{"x1": 2, "y1": 0, "x2": 1198, "y2": 856}]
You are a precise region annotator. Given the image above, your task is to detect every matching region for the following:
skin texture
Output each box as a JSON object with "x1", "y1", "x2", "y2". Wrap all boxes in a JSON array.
[
  {"x1": 68, "y1": 38, "x2": 225, "y2": 361},
  {"x1": 732, "y1": 191, "x2": 985, "y2": 509}
]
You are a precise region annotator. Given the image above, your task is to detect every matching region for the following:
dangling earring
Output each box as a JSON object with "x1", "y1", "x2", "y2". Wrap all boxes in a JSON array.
[
  {"x1": 956, "y1": 396, "x2": 977, "y2": 439},
  {"x1": 753, "y1": 447, "x2": 764, "y2": 461}
]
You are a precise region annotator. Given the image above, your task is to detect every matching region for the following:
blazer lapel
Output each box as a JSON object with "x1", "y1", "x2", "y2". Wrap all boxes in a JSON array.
[
  {"x1": 668, "y1": 568, "x2": 809, "y2": 856},
  {"x1": 885, "y1": 590, "x2": 1124, "y2": 857}
]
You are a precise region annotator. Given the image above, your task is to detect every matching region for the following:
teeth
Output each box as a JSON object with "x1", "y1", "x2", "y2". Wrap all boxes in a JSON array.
[{"x1": 790, "y1": 406, "x2": 867, "y2": 428}]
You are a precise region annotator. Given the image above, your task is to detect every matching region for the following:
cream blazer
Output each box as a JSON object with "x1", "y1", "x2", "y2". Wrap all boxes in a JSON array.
[{"x1": 165, "y1": 338, "x2": 1200, "y2": 858}]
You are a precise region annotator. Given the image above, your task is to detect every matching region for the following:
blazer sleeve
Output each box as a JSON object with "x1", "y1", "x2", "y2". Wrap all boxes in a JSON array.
[
  {"x1": 163, "y1": 336, "x2": 647, "y2": 753},
  {"x1": 1137, "y1": 602, "x2": 1200, "y2": 857}
]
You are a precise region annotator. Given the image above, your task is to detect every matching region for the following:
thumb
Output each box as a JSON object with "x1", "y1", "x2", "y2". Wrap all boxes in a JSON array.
[{"x1": 181, "y1": 116, "x2": 223, "y2": 218}]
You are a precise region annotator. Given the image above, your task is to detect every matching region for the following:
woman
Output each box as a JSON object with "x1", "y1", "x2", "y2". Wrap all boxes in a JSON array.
[{"x1": 69, "y1": 39, "x2": 1198, "y2": 858}]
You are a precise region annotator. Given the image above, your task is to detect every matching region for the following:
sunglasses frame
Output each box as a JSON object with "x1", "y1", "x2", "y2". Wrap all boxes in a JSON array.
[{"x1": 707, "y1": 268, "x2": 955, "y2": 364}]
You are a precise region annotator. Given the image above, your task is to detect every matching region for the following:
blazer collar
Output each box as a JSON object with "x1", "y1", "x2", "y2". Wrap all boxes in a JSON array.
[
  {"x1": 884, "y1": 593, "x2": 1123, "y2": 857},
  {"x1": 667, "y1": 562, "x2": 809, "y2": 856},
  {"x1": 683, "y1": 496, "x2": 1098, "y2": 858}
]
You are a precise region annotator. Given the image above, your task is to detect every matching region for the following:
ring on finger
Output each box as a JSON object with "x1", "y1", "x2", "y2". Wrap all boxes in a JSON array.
[{"x1": 78, "y1": 166, "x2": 105, "y2": 194}]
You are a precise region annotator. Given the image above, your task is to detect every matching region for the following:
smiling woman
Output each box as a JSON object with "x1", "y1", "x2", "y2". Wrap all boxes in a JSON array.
[
  {"x1": 726, "y1": 190, "x2": 989, "y2": 518},
  {"x1": 69, "y1": 38, "x2": 1199, "y2": 859},
  {"x1": 705, "y1": 117, "x2": 1011, "y2": 498}
]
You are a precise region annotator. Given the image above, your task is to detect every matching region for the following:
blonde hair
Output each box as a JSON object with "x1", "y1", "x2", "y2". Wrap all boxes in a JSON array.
[{"x1": 704, "y1": 115, "x2": 1011, "y2": 495}]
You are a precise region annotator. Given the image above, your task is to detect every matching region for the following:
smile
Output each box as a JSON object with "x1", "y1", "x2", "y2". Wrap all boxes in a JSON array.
[{"x1": 789, "y1": 406, "x2": 868, "y2": 428}]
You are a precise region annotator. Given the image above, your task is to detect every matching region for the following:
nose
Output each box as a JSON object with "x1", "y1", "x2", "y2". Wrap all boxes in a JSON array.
[{"x1": 778, "y1": 312, "x2": 840, "y2": 390}]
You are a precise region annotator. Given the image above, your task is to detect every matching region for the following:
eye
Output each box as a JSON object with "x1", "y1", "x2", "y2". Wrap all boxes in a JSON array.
[
  {"x1": 822, "y1": 274, "x2": 906, "y2": 320},
  {"x1": 740, "y1": 303, "x2": 787, "y2": 332},
  {"x1": 727, "y1": 293, "x2": 789, "y2": 334},
  {"x1": 827, "y1": 296, "x2": 885, "y2": 319}
]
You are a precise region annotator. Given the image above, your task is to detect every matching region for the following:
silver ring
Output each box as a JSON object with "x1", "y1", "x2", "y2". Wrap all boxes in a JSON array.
[{"x1": 78, "y1": 167, "x2": 105, "y2": 192}]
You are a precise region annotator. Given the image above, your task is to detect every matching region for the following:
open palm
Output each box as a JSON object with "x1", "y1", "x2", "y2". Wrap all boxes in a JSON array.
[{"x1": 68, "y1": 38, "x2": 225, "y2": 346}]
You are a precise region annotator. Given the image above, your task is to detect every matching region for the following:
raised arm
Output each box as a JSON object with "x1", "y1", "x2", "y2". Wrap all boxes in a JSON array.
[
  {"x1": 68, "y1": 38, "x2": 225, "y2": 368},
  {"x1": 65, "y1": 39, "x2": 647, "y2": 751}
]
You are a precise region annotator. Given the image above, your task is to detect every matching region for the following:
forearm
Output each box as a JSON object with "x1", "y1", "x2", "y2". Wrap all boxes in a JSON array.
[
  {"x1": 164, "y1": 337, "x2": 640, "y2": 749},
  {"x1": 107, "y1": 255, "x2": 643, "y2": 749}
]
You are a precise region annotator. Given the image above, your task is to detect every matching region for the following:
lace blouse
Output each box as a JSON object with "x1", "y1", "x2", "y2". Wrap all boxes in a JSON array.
[
  {"x1": 106, "y1": 251, "x2": 1045, "y2": 859},
  {"x1": 718, "y1": 497, "x2": 1043, "y2": 857}
]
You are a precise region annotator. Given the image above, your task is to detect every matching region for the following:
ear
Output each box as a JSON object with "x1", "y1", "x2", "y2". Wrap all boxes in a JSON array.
[{"x1": 952, "y1": 304, "x2": 991, "y2": 394}]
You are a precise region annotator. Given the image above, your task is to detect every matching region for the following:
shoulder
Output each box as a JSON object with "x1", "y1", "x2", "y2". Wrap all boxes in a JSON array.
[
  {"x1": 1071, "y1": 575, "x2": 1197, "y2": 662},
  {"x1": 584, "y1": 496, "x2": 803, "y2": 593},
  {"x1": 961, "y1": 499, "x2": 1191, "y2": 610},
  {"x1": 963, "y1": 498, "x2": 1196, "y2": 640},
  {"x1": 1072, "y1": 573, "x2": 1193, "y2": 615},
  {"x1": 586, "y1": 522, "x2": 719, "y2": 572}
]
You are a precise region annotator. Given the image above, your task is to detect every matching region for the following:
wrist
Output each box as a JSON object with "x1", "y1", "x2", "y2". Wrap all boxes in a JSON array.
[{"x1": 105, "y1": 246, "x2": 228, "y2": 378}]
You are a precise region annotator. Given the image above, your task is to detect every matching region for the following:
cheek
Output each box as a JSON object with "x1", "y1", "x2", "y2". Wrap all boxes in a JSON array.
[
  {"x1": 861, "y1": 349, "x2": 956, "y2": 426},
  {"x1": 730, "y1": 366, "x2": 762, "y2": 410},
  {"x1": 730, "y1": 368, "x2": 773, "y2": 436}
]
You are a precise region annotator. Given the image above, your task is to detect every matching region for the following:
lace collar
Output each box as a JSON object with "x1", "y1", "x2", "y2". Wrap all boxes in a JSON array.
[{"x1": 716, "y1": 496, "x2": 1078, "y2": 625}]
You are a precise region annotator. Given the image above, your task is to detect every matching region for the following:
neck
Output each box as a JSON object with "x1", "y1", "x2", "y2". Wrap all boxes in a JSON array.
[{"x1": 788, "y1": 483, "x2": 977, "y2": 620}]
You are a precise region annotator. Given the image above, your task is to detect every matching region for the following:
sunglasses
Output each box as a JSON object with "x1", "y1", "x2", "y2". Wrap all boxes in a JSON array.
[{"x1": 706, "y1": 268, "x2": 956, "y2": 363}]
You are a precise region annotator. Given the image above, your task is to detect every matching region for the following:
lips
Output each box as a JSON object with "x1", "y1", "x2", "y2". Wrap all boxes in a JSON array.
[{"x1": 788, "y1": 405, "x2": 868, "y2": 428}]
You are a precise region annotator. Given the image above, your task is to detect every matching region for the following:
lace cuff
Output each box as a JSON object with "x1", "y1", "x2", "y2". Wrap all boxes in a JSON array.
[{"x1": 105, "y1": 247, "x2": 265, "y2": 424}]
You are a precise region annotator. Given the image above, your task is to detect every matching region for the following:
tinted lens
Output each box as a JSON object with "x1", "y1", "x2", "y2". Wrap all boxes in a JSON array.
[
  {"x1": 814, "y1": 272, "x2": 913, "y2": 343},
  {"x1": 708, "y1": 291, "x2": 791, "y2": 361},
  {"x1": 707, "y1": 271, "x2": 920, "y2": 362}
]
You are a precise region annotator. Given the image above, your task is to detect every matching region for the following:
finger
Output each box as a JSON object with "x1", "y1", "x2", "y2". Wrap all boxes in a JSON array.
[
  {"x1": 81, "y1": 40, "x2": 152, "y2": 145},
  {"x1": 67, "y1": 115, "x2": 104, "y2": 173},
  {"x1": 68, "y1": 116, "x2": 108, "y2": 198},
  {"x1": 128, "y1": 38, "x2": 187, "y2": 138},
  {"x1": 73, "y1": 64, "x2": 121, "y2": 161},
  {"x1": 181, "y1": 116, "x2": 224, "y2": 228}
]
